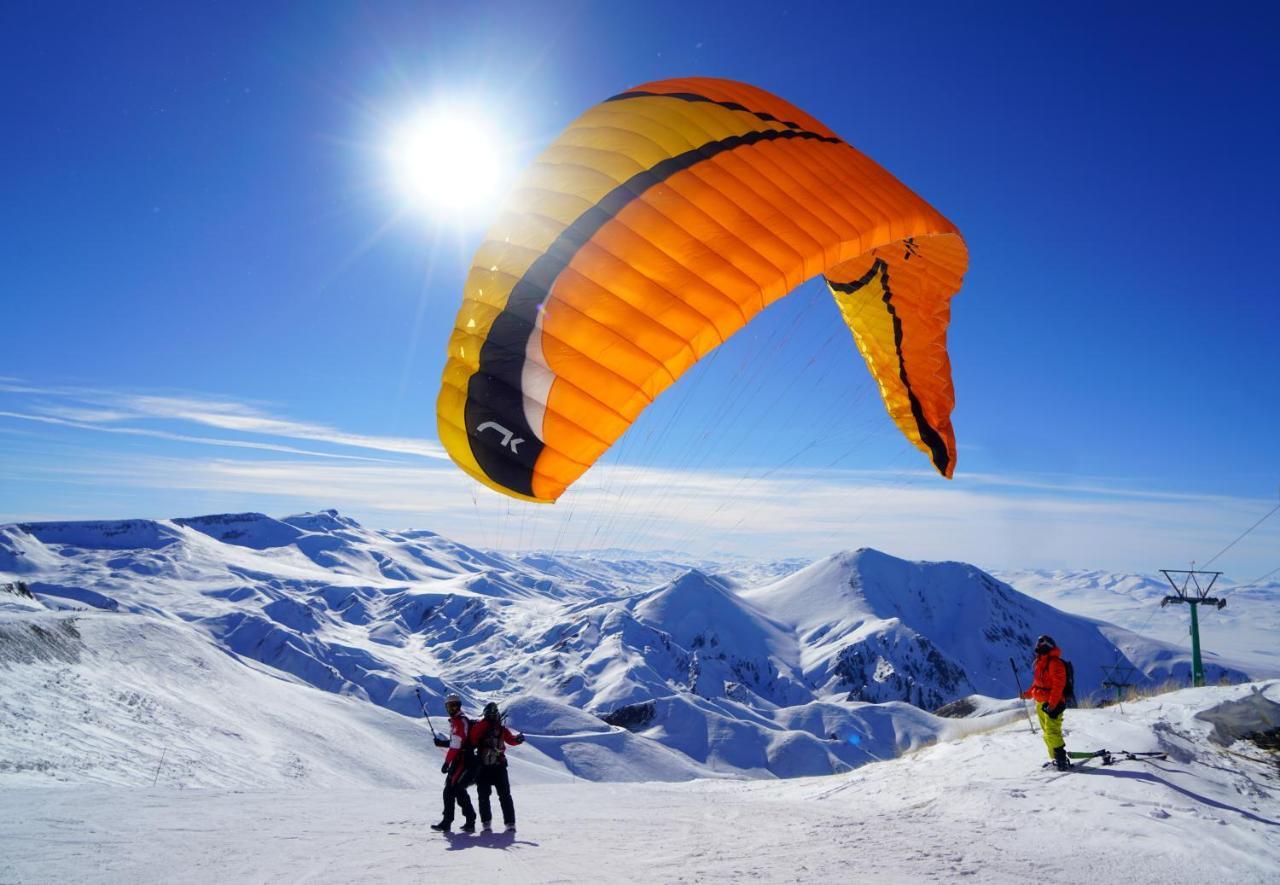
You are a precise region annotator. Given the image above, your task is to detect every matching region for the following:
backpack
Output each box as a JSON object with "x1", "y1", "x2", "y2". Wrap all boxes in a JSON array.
[
  {"x1": 1061, "y1": 658, "x2": 1077, "y2": 708},
  {"x1": 479, "y1": 720, "x2": 506, "y2": 767}
]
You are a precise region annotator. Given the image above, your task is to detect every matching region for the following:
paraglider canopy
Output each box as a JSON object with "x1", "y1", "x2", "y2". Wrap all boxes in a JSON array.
[{"x1": 437, "y1": 77, "x2": 967, "y2": 502}]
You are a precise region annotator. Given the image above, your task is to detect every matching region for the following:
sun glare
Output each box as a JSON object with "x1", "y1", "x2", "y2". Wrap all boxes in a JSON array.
[{"x1": 388, "y1": 108, "x2": 504, "y2": 220}]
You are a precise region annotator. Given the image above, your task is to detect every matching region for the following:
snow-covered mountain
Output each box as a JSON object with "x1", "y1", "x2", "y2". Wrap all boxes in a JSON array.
[{"x1": 0, "y1": 511, "x2": 1262, "y2": 785}]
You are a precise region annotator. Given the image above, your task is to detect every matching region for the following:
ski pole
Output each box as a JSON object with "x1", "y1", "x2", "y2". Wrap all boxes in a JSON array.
[
  {"x1": 1009, "y1": 657, "x2": 1037, "y2": 735},
  {"x1": 414, "y1": 686, "x2": 440, "y2": 736}
]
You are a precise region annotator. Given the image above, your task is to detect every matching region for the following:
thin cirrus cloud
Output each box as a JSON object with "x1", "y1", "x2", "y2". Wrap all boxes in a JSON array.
[
  {"x1": 0, "y1": 410, "x2": 397, "y2": 463},
  {"x1": 37, "y1": 452, "x2": 1277, "y2": 573},
  {"x1": 2, "y1": 380, "x2": 1275, "y2": 572},
  {"x1": 0, "y1": 380, "x2": 447, "y2": 460}
]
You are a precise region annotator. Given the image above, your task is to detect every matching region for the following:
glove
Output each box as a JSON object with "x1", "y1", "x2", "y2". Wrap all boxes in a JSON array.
[
  {"x1": 1042, "y1": 702, "x2": 1065, "y2": 719},
  {"x1": 441, "y1": 762, "x2": 450, "y2": 774},
  {"x1": 433, "y1": 735, "x2": 449, "y2": 748},
  {"x1": 515, "y1": 732, "x2": 525, "y2": 744}
]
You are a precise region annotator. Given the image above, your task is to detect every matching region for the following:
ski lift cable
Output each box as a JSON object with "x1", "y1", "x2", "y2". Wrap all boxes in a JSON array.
[
  {"x1": 1117, "y1": 496, "x2": 1280, "y2": 635},
  {"x1": 1225, "y1": 563, "x2": 1280, "y2": 596},
  {"x1": 1201, "y1": 500, "x2": 1280, "y2": 569}
]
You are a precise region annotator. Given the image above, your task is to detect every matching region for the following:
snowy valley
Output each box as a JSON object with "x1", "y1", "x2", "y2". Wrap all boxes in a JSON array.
[{"x1": 2, "y1": 511, "x2": 1278, "y2": 883}]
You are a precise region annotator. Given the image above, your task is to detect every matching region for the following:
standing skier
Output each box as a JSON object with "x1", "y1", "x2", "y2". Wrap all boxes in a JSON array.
[
  {"x1": 468, "y1": 701, "x2": 525, "y2": 831},
  {"x1": 1021, "y1": 634, "x2": 1071, "y2": 770},
  {"x1": 431, "y1": 694, "x2": 477, "y2": 832}
]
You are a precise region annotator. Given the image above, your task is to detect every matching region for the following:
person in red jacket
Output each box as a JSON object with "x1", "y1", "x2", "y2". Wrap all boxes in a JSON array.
[
  {"x1": 430, "y1": 694, "x2": 477, "y2": 832},
  {"x1": 1021, "y1": 635, "x2": 1071, "y2": 770},
  {"x1": 468, "y1": 701, "x2": 525, "y2": 830}
]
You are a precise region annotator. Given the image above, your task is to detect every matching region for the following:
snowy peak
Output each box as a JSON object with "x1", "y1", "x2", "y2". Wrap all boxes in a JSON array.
[
  {"x1": 280, "y1": 509, "x2": 364, "y2": 534},
  {"x1": 627, "y1": 569, "x2": 808, "y2": 706},
  {"x1": 15, "y1": 518, "x2": 183, "y2": 551},
  {"x1": 174, "y1": 512, "x2": 304, "y2": 550},
  {"x1": 632, "y1": 569, "x2": 786, "y2": 651},
  {"x1": 742, "y1": 547, "x2": 1249, "y2": 706},
  {"x1": 748, "y1": 547, "x2": 1011, "y2": 628}
]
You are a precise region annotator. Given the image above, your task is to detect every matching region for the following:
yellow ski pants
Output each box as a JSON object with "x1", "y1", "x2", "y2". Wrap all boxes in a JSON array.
[{"x1": 1036, "y1": 704, "x2": 1065, "y2": 757}]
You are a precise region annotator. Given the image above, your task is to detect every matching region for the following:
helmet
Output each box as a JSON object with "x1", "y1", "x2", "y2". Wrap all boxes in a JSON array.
[
  {"x1": 444, "y1": 693, "x2": 462, "y2": 711},
  {"x1": 1035, "y1": 634, "x2": 1057, "y2": 654},
  {"x1": 483, "y1": 701, "x2": 501, "y2": 721}
]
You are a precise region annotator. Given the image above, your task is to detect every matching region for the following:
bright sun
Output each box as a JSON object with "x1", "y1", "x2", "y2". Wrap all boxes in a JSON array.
[{"x1": 388, "y1": 108, "x2": 504, "y2": 219}]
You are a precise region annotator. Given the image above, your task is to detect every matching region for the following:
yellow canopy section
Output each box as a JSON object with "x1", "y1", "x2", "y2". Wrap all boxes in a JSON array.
[{"x1": 437, "y1": 77, "x2": 967, "y2": 502}]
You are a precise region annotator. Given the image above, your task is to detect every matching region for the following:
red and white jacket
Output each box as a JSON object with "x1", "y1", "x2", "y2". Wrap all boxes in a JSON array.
[{"x1": 443, "y1": 713, "x2": 472, "y2": 770}]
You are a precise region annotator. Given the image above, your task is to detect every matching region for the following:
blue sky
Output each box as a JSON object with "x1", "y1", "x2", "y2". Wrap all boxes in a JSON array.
[{"x1": 2, "y1": 2, "x2": 1277, "y2": 576}]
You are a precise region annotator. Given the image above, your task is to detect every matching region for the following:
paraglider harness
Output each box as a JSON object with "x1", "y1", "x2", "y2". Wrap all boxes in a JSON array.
[{"x1": 477, "y1": 710, "x2": 509, "y2": 768}]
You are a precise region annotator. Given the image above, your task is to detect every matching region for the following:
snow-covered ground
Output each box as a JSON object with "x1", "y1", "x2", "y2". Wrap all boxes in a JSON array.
[
  {"x1": 4, "y1": 511, "x2": 1278, "y2": 882},
  {"x1": 3, "y1": 683, "x2": 1277, "y2": 884},
  {"x1": 3, "y1": 511, "x2": 1262, "y2": 785}
]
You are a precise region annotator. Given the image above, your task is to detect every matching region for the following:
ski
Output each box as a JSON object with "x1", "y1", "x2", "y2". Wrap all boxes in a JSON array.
[{"x1": 1066, "y1": 749, "x2": 1168, "y2": 766}]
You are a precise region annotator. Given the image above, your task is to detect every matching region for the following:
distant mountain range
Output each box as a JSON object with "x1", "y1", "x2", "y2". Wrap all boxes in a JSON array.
[{"x1": 2, "y1": 510, "x2": 1268, "y2": 782}]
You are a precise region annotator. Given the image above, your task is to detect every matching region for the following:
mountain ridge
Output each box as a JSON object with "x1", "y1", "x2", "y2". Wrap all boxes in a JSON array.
[{"x1": 1, "y1": 509, "x2": 1263, "y2": 781}]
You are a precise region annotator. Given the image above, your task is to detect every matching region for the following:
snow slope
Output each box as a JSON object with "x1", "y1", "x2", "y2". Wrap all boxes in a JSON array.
[
  {"x1": 0, "y1": 609, "x2": 572, "y2": 788},
  {"x1": 1, "y1": 511, "x2": 1261, "y2": 783},
  {"x1": 2, "y1": 683, "x2": 1276, "y2": 884}
]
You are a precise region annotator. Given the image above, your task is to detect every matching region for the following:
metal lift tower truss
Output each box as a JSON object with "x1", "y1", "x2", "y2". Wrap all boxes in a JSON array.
[{"x1": 1159, "y1": 568, "x2": 1225, "y2": 687}]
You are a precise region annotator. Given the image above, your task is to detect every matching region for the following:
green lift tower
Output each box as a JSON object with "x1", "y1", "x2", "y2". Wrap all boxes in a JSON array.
[{"x1": 1159, "y1": 569, "x2": 1225, "y2": 687}]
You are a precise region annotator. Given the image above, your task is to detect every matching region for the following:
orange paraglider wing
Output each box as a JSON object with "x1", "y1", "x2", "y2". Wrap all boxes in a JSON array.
[{"x1": 438, "y1": 77, "x2": 966, "y2": 502}]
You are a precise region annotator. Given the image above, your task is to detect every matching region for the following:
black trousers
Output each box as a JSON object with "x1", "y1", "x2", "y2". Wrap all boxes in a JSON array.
[
  {"x1": 440, "y1": 768, "x2": 475, "y2": 824},
  {"x1": 476, "y1": 764, "x2": 515, "y2": 825}
]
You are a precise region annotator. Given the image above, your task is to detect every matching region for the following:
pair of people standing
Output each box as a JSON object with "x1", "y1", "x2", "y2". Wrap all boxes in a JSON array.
[{"x1": 431, "y1": 695, "x2": 525, "y2": 832}]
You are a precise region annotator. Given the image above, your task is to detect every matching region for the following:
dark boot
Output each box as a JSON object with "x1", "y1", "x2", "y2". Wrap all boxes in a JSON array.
[
  {"x1": 430, "y1": 820, "x2": 451, "y2": 832},
  {"x1": 1053, "y1": 747, "x2": 1072, "y2": 771},
  {"x1": 459, "y1": 817, "x2": 476, "y2": 833}
]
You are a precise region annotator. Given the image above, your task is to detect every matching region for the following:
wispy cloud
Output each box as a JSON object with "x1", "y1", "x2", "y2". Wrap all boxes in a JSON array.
[
  {"x1": 944, "y1": 470, "x2": 1243, "y2": 505},
  {"x1": 0, "y1": 411, "x2": 396, "y2": 462},
  {"x1": 0, "y1": 380, "x2": 447, "y2": 460},
  {"x1": 14, "y1": 451, "x2": 1273, "y2": 576},
  {"x1": 32, "y1": 405, "x2": 139, "y2": 424},
  {"x1": 3, "y1": 379, "x2": 1275, "y2": 576}
]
